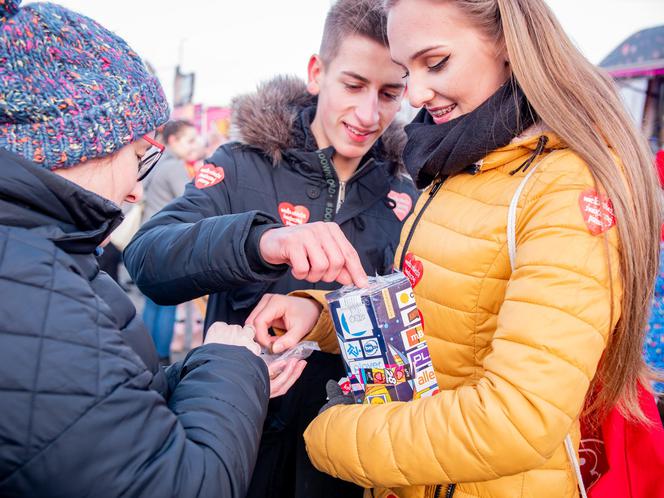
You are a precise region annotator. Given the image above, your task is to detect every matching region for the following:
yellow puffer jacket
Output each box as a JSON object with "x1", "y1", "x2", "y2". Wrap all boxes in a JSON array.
[{"x1": 300, "y1": 132, "x2": 622, "y2": 498}]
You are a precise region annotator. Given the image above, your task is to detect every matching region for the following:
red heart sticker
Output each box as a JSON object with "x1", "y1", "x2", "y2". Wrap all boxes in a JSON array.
[
  {"x1": 194, "y1": 164, "x2": 225, "y2": 189},
  {"x1": 387, "y1": 190, "x2": 413, "y2": 222},
  {"x1": 278, "y1": 202, "x2": 310, "y2": 226},
  {"x1": 338, "y1": 378, "x2": 352, "y2": 395},
  {"x1": 403, "y1": 252, "x2": 423, "y2": 288},
  {"x1": 579, "y1": 189, "x2": 616, "y2": 236}
]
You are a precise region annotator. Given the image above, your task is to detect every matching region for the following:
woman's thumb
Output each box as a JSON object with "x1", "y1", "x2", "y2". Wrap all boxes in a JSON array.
[{"x1": 272, "y1": 330, "x2": 301, "y2": 354}]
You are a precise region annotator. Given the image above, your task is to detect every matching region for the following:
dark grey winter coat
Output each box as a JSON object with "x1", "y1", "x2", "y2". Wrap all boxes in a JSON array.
[{"x1": 0, "y1": 149, "x2": 270, "y2": 498}]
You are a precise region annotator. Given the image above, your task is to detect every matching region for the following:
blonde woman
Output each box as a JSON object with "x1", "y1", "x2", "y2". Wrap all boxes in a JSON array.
[{"x1": 246, "y1": 0, "x2": 662, "y2": 497}]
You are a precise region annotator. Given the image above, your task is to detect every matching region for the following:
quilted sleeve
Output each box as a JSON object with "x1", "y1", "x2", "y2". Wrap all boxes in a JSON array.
[
  {"x1": 0, "y1": 250, "x2": 270, "y2": 498},
  {"x1": 124, "y1": 145, "x2": 285, "y2": 306},
  {"x1": 303, "y1": 151, "x2": 622, "y2": 488}
]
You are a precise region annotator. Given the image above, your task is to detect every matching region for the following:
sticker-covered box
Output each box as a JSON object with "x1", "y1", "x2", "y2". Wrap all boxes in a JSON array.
[{"x1": 325, "y1": 272, "x2": 439, "y2": 404}]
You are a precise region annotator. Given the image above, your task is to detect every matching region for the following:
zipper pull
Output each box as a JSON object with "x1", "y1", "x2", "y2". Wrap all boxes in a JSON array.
[
  {"x1": 336, "y1": 181, "x2": 346, "y2": 213},
  {"x1": 429, "y1": 179, "x2": 443, "y2": 197},
  {"x1": 474, "y1": 159, "x2": 483, "y2": 174}
]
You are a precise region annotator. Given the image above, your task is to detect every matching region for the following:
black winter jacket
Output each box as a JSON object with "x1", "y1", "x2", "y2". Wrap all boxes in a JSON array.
[
  {"x1": 124, "y1": 76, "x2": 418, "y2": 329},
  {"x1": 0, "y1": 149, "x2": 269, "y2": 498}
]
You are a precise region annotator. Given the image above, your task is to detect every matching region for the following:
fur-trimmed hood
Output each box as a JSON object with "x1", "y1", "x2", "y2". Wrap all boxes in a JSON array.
[{"x1": 231, "y1": 75, "x2": 406, "y2": 172}]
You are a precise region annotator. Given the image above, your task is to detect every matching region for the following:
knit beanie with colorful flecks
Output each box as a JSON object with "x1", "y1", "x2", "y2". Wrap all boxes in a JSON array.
[{"x1": 0, "y1": 0, "x2": 170, "y2": 169}]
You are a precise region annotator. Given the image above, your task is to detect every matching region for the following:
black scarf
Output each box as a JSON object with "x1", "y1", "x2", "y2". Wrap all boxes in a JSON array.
[{"x1": 404, "y1": 81, "x2": 537, "y2": 188}]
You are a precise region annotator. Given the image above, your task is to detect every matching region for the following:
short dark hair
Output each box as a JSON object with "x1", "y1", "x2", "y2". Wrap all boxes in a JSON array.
[
  {"x1": 162, "y1": 119, "x2": 195, "y2": 144},
  {"x1": 319, "y1": 0, "x2": 389, "y2": 64}
]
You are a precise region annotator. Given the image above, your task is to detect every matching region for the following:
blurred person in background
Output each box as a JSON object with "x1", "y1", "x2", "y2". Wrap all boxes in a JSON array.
[
  {"x1": 124, "y1": 0, "x2": 417, "y2": 496},
  {"x1": 142, "y1": 119, "x2": 199, "y2": 221},
  {"x1": 204, "y1": 127, "x2": 229, "y2": 159},
  {"x1": 646, "y1": 150, "x2": 664, "y2": 423},
  {"x1": 645, "y1": 248, "x2": 664, "y2": 423},
  {"x1": 141, "y1": 119, "x2": 200, "y2": 364},
  {"x1": 0, "y1": 1, "x2": 303, "y2": 496}
]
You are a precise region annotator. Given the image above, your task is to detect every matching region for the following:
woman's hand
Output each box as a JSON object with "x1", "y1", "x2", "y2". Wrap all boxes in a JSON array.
[
  {"x1": 204, "y1": 321, "x2": 261, "y2": 355},
  {"x1": 204, "y1": 321, "x2": 305, "y2": 397},
  {"x1": 268, "y1": 358, "x2": 307, "y2": 398},
  {"x1": 246, "y1": 294, "x2": 323, "y2": 353}
]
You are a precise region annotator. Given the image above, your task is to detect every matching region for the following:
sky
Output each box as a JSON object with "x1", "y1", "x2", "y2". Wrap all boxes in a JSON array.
[{"x1": 35, "y1": 0, "x2": 664, "y2": 107}]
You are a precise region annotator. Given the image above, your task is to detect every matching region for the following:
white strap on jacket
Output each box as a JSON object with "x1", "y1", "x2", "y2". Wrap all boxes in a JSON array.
[
  {"x1": 507, "y1": 164, "x2": 541, "y2": 271},
  {"x1": 507, "y1": 163, "x2": 589, "y2": 498}
]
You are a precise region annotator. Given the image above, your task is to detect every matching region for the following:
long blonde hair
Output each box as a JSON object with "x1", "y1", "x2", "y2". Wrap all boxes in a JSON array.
[{"x1": 385, "y1": 0, "x2": 661, "y2": 423}]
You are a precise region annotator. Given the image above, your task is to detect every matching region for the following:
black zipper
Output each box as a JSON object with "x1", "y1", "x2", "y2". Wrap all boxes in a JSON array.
[
  {"x1": 426, "y1": 179, "x2": 453, "y2": 498},
  {"x1": 433, "y1": 483, "x2": 456, "y2": 498},
  {"x1": 398, "y1": 178, "x2": 444, "y2": 270},
  {"x1": 397, "y1": 177, "x2": 451, "y2": 498}
]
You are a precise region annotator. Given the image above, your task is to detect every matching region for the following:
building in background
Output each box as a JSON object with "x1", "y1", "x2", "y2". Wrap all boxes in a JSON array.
[
  {"x1": 173, "y1": 65, "x2": 196, "y2": 108},
  {"x1": 600, "y1": 25, "x2": 664, "y2": 152}
]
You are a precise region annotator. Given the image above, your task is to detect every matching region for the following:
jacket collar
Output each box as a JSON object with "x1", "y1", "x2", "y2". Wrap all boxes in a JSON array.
[
  {"x1": 0, "y1": 149, "x2": 123, "y2": 254},
  {"x1": 278, "y1": 107, "x2": 392, "y2": 225},
  {"x1": 334, "y1": 163, "x2": 391, "y2": 226},
  {"x1": 477, "y1": 131, "x2": 565, "y2": 173}
]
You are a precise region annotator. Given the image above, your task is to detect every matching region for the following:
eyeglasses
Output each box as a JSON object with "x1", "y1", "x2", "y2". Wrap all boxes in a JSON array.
[{"x1": 137, "y1": 134, "x2": 165, "y2": 181}]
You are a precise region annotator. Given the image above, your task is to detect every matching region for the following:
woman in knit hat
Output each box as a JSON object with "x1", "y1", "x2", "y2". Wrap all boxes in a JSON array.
[{"x1": 0, "y1": 1, "x2": 304, "y2": 496}]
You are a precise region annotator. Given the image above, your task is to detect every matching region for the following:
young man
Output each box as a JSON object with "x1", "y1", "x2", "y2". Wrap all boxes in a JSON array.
[{"x1": 124, "y1": 0, "x2": 417, "y2": 496}]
